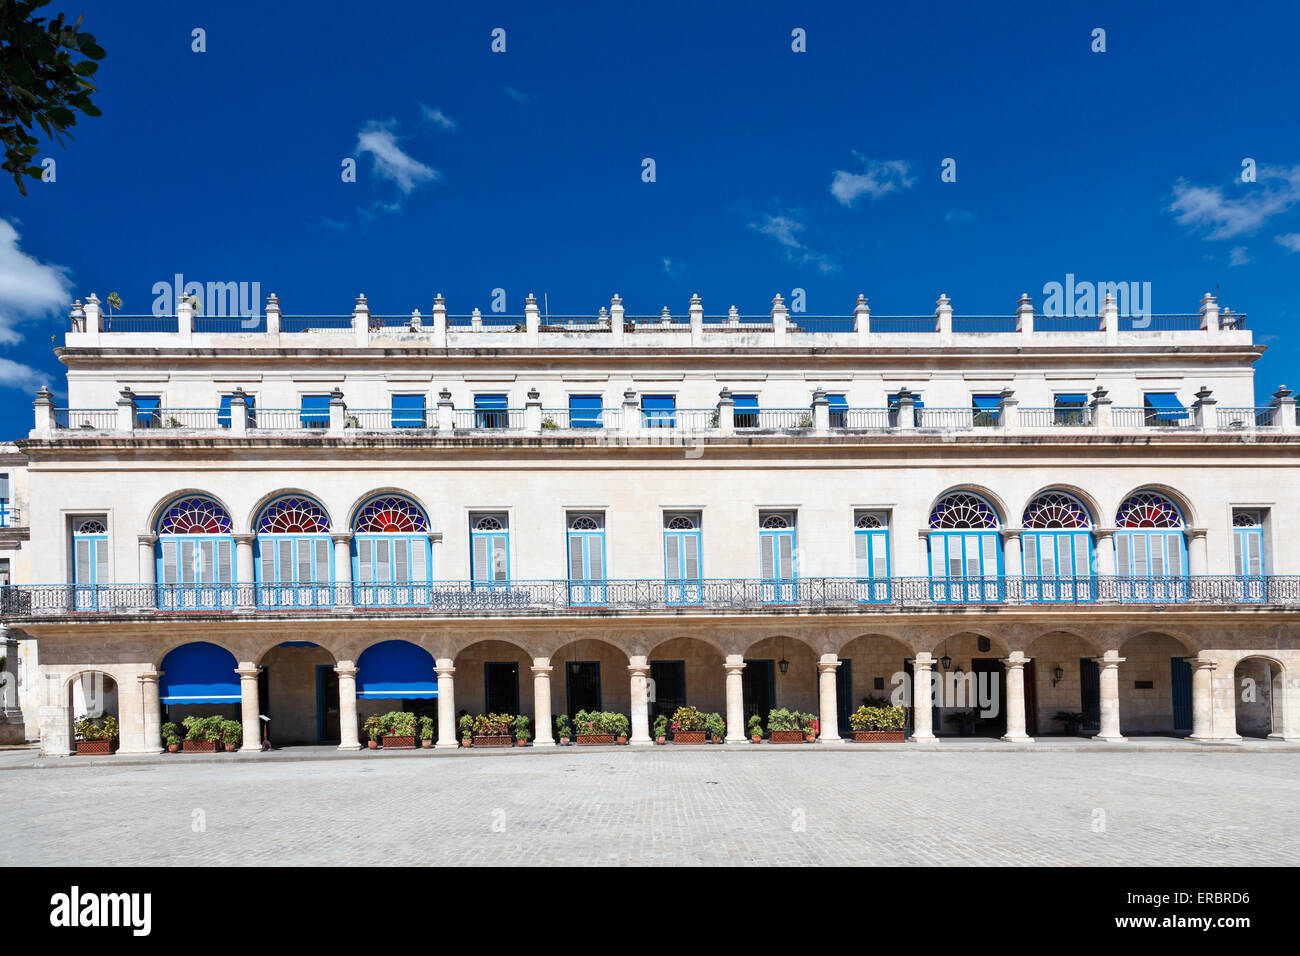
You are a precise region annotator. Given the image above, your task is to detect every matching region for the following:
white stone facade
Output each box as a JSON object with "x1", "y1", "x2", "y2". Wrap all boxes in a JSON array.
[{"x1": 5, "y1": 290, "x2": 1298, "y2": 755}]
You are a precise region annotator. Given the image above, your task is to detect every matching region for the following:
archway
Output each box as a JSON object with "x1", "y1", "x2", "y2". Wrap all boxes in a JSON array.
[
  {"x1": 1234, "y1": 656, "x2": 1284, "y2": 739},
  {"x1": 257, "y1": 641, "x2": 337, "y2": 745},
  {"x1": 349, "y1": 639, "x2": 439, "y2": 744},
  {"x1": 931, "y1": 631, "x2": 1011, "y2": 736},
  {"x1": 1025, "y1": 630, "x2": 1105, "y2": 735},
  {"x1": 159, "y1": 642, "x2": 241, "y2": 729},
  {"x1": 68, "y1": 671, "x2": 119, "y2": 754},
  {"x1": 837, "y1": 634, "x2": 912, "y2": 736},
  {"x1": 1117, "y1": 631, "x2": 1197, "y2": 735},
  {"x1": 549, "y1": 636, "x2": 632, "y2": 731},
  {"x1": 742, "y1": 635, "x2": 820, "y2": 735},
  {"x1": 454, "y1": 638, "x2": 535, "y2": 725},
  {"x1": 645, "y1": 636, "x2": 726, "y2": 731}
]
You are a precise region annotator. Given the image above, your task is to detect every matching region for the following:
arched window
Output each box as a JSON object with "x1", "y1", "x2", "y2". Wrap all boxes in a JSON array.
[
  {"x1": 759, "y1": 512, "x2": 797, "y2": 604},
  {"x1": 470, "y1": 513, "x2": 509, "y2": 588},
  {"x1": 352, "y1": 495, "x2": 430, "y2": 607},
  {"x1": 1021, "y1": 492, "x2": 1094, "y2": 603},
  {"x1": 567, "y1": 513, "x2": 606, "y2": 606},
  {"x1": 155, "y1": 496, "x2": 235, "y2": 610},
  {"x1": 1114, "y1": 491, "x2": 1187, "y2": 602},
  {"x1": 854, "y1": 511, "x2": 890, "y2": 603},
  {"x1": 664, "y1": 513, "x2": 702, "y2": 605},
  {"x1": 927, "y1": 493, "x2": 1002, "y2": 603},
  {"x1": 255, "y1": 496, "x2": 333, "y2": 608}
]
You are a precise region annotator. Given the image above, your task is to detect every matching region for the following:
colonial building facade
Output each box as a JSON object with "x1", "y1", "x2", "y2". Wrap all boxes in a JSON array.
[{"x1": 3, "y1": 288, "x2": 1298, "y2": 754}]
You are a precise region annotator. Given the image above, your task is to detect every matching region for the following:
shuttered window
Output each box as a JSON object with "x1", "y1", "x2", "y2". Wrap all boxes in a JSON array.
[{"x1": 471, "y1": 514, "x2": 510, "y2": 586}]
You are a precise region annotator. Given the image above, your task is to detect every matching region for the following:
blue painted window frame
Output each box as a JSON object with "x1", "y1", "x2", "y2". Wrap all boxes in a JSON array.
[
  {"x1": 759, "y1": 518, "x2": 798, "y2": 605},
  {"x1": 733, "y1": 394, "x2": 759, "y2": 429},
  {"x1": 352, "y1": 534, "x2": 431, "y2": 607},
  {"x1": 928, "y1": 530, "x2": 1003, "y2": 604},
  {"x1": 826, "y1": 393, "x2": 847, "y2": 428},
  {"x1": 1114, "y1": 529, "x2": 1188, "y2": 603},
  {"x1": 474, "y1": 393, "x2": 509, "y2": 429},
  {"x1": 255, "y1": 534, "x2": 334, "y2": 608},
  {"x1": 854, "y1": 521, "x2": 891, "y2": 604},
  {"x1": 156, "y1": 534, "x2": 236, "y2": 610},
  {"x1": 391, "y1": 393, "x2": 426, "y2": 428},
  {"x1": 664, "y1": 520, "x2": 703, "y2": 606},
  {"x1": 471, "y1": 518, "x2": 510, "y2": 589},
  {"x1": 1233, "y1": 522, "x2": 1266, "y2": 603},
  {"x1": 134, "y1": 394, "x2": 162, "y2": 429},
  {"x1": 299, "y1": 394, "x2": 331, "y2": 429},
  {"x1": 567, "y1": 518, "x2": 607, "y2": 606},
  {"x1": 641, "y1": 394, "x2": 676, "y2": 429},
  {"x1": 971, "y1": 393, "x2": 1001, "y2": 426},
  {"x1": 1021, "y1": 530, "x2": 1095, "y2": 603}
]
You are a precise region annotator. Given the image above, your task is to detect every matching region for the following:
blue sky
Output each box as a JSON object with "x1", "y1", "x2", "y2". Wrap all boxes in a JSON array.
[{"x1": 3, "y1": 0, "x2": 1300, "y2": 428}]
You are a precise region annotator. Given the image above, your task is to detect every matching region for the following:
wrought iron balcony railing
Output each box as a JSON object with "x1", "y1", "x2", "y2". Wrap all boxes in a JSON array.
[{"x1": 1, "y1": 575, "x2": 1293, "y2": 619}]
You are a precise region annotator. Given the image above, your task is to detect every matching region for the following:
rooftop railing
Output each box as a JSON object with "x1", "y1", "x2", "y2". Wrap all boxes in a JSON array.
[{"x1": 3, "y1": 575, "x2": 1295, "y2": 620}]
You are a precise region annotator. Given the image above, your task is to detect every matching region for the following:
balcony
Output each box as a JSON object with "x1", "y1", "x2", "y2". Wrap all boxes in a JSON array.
[{"x1": 3, "y1": 575, "x2": 1295, "y2": 621}]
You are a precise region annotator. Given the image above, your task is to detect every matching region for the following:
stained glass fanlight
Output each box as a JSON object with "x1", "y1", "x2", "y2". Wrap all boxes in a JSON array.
[
  {"x1": 1022, "y1": 492, "x2": 1091, "y2": 529},
  {"x1": 157, "y1": 496, "x2": 233, "y2": 535},
  {"x1": 1116, "y1": 492, "x2": 1183, "y2": 529},
  {"x1": 258, "y1": 496, "x2": 330, "y2": 534},
  {"x1": 354, "y1": 495, "x2": 427, "y2": 533},
  {"x1": 929, "y1": 492, "x2": 999, "y2": 530}
]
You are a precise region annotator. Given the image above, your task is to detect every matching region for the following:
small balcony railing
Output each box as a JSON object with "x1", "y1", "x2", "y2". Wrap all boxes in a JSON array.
[{"x1": 4, "y1": 575, "x2": 1297, "y2": 619}]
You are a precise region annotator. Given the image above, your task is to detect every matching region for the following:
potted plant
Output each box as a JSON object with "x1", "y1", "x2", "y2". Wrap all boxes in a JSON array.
[
  {"x1": 848, "y1": 705, "x2": 906, "y2": 742},
  {"x1": 669, "y1": 705, "x2": 708, "y2": 744},
  {"x1": 945, "y1": 709, "x2": 980, "y2": 736},
  {"x1": 381, "y1": 711, "x2": 418, "y2": 749},
  {"x1": 653, "y1": 714, "x2": 668, "y2": 745},
  {"x1": 472, "y1": 713, "x2": 515, "y2": 747},
  {"x1": 161, "y1": 721, "x2": 180, "y2": 753},
  {"x1": 801, "y1": 712, "x2": 818, "y2": 742},
  {"x1": 458, "y1": 713, "x2": 474, "y2": 747},
  {"x1": 612, "y1": 713, "x2": 630, "y2": 744},
  {"x1": 706, "y1": 712, "x2": 726, "y2": 744},
  {"x1": 515, "y1": 715, "x2": 531, "y2": 747},
  {"x1": 555, "y1": 713, "x2": 571, "y2": 746},
  {"x1": 748, "y1": 714, "x2": 763, "y2": 743},
  {"x1": 181, "y1": 715, "x2": 222, "y2": 753},
  {"x1": 363, "y1": 714, "x2": 384, "y2": 749},
  {"x1": 74, "y1": 714, "x2": 119, "y2": 755},
  {"x1": 419, "y1": 715, "x2": 434, "y2": 748},
  {"x1": 574, "y1": 709, "x2": 616, "y2": 745},
  {"x1": 221, "y1": 719, "x2": 243, "y2": 752},
  {"x1": 1053, "y1": 711, "x2": 1087, "y2": 736},
  {"x1": 766, "y1": 708, "x2": 808, "y2": 743}
]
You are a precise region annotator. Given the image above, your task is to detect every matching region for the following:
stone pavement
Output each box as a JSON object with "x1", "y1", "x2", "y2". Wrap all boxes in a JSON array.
[{"x1": 3, "y1": 745, "x2": 1298, "y2": 865}]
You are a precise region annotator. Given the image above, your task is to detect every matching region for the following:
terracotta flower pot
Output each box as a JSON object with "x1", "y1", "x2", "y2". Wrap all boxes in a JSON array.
[
  {"x1": 559, "y1": 737, "x2": 569, "y2": 746},
  {"x1": 421, "y1": 739, "x2": 432, "y2": 748},
  {"x1": 655, "y1": 736, "x2": 666, "y2": 745},
  {"x1": 711, "y1": 736, "x2": 722, "y2": 744},
  {"x1": 617, "y1": 736, "x2": 628, "y2": 745},
  {"x1": 515, "y1": 738, "x2": 527, "y2": 747},
  {"x1": 167, "y1": 743, "x2": 179, "y2": 753},
  {"x1": 751, "y1": 735, "x2": 762, "y2": 744},
  {"x1": 805, "y1": 734, "x2": 817, "y2": 743},
  {"x1": 367, "y1": 740, "x2": 378, "y2": 749}
]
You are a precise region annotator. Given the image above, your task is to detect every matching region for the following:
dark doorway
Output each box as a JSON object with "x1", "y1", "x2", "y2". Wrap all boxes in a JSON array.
[
  {"x1": 565, "y1": 661, "x2": 602, "y2": 715},
  {"x1": 484, "y1": 661, "x2": 520, "y2": 714},
  {"x1": 649, "y1": 661, "x2": 685, "y2": 723},
  {"x1": 1023, "y1": 659, "x2": 1038, "y2": 736},
  {"x1": 1170, "y1": 657, "x2": 1193, "y2": 732},
  {"x1": 315, "y1": 664, "x2": 340, "y2": 742},
  {"x1": 1080, "y1": 658, "x2": 1100, "y2": 733},
  {"x1": 742, "y1": 659, "x2": 775, "y2": 732},
  {"x1": 836, "y1": 659, "x2": 853, "y2": 736},
  {"x1": 970, "y1": 658, "x2": 1006, "y2": 735}
]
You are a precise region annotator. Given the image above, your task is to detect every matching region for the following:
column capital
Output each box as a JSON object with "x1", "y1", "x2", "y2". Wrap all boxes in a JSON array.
[
  {"x1": 334, "y1": 662, "x2": 357, "y2": 678},
  {"x1": 233, "y1": 533, "x2": 256, "y2": 546},
  {"x1": 912, "y1": 652, "x2": 936, "y2": 667},
  {"x1": 531, "y1": 662, "x2": 553, "y2": 677},
  {"x1": 235, "y1": 667, "x2": 260, "y2": 679},
  {"x1": 627, "y1": 662, "x2": 650, "y2": 678},
  {"x1": 137, "y1": 533, "x2": 158, "y2": 546},
  {"x1": 1189, "y1": 657, "x2": 1218, "y2": 671},
  {"x1": 1185, "y1": 527, "x2": 1208, "y2": 540},
  {"x1": 1000, "y1": 653, "x2": 1031, "y2": 668},
  {"x1": 723, "y1": 653, "x2": 746, "y2": 676},
  {"x1": 1093, "y1": 527, "x2": 1117, "y2": 539},
  {"x1": 999, "y1": 527, "x2": 1024, "y2": 540},
  {"x1": 816, "y1": 657, "x2": 840, "y2": 675},
  {"x1": 1092, "y1": 655, "x2": 1125, "y2": 667},
  {"x1": 330, "y1": 532, "x2": 352, "y2": 544},
  {"x1": 136, "y1": 671, "x2": 163, "y2": 683}
]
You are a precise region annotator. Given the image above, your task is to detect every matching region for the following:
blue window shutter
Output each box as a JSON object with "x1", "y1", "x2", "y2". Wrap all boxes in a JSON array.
[
  {"x1": 971, "y1": 394, "x2": 1001, "y2": 410},
  {"x1": 474, "y1": 393, "x2": 508, "y2": 409},
  {"x1": 135, "y1": 395, "x2": 161, "y2": 428},
  {"x1": 569, "y1": 394, "x2": 603, "y2": 428},
  {"x1": 1143, "y1": 392, "x2": 1188, "y2": 420},
  {"x1": 1054, "y1": 393, "x2": 1087, "y2": 405},
  {"x1": 641, "y1": 394, "x2": 676, "y2": 428},
  {"x1": 218, "y1": 394, "x2": 233, "y2": 428},
  {"x1": 300, "y1": 394, "x2": 330, "y2": 427},
  {"x1": 391, "y1": 394, "x2": 425, "y2": 428}
]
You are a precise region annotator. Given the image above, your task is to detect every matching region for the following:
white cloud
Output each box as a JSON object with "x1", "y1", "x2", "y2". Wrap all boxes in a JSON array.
[
  {"x1": 1228, "y1": 245, "x2": 1251, "y2": 266},
  {"x1": 748, "y1": 213, "x2": 838, "y2": 273},
  {"x1": 355, "y1": 120, "x2": 440, "y2": 194},
  {"x1": 830, "y1": 154, "x2": 915, "y2": 207},
  {"x1": 0, "y1": 219, "x2": 71, "y2": 350},
  {"x1": 0, "y1": 356, "x2": 47, "y2": 393},
  {"x1": 661, "y1": 257, "x2": 684, "y2": 277},
  {"x1": 1276, "y1": 233, "x2": 1300, "y2": 253},
  {"x1": 419, "y1": 104, "x2": 457, "y2": 131},
  {"x1": 945, "y1": 209, "x2": 975, "y2": 223},
  {"x1": 503, "y1": 86, "x2": 534, "y2": 104},
  {"x1": 1168, "y1": 164, "x2": 1300, "y2": 240}
]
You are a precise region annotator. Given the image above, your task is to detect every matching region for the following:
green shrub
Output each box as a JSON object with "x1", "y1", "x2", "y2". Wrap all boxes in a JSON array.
[
  {"x1": 515, "y1": 715, "x2": 530, "y2": 741},
  {"x1": 363, "y1": 715, "x2": 385, "y2": 742},
  {"x1": 386, "y1": 711, "x2": 417, "y2": 737},
  {"x1": 747, "y1": 714, "x2": 763, "y2": 737},
  {"x1": 669, "y1": 706, "x2": 707, "y2": 732},
  {"x1": 653, "y1": 714, "x2": 668, "y2": 738},
  {"x1": 419, "y1": 715, "x2": 434, "y2": 740},
  {"x1": 161, "y1": 721, "x2": 180, "y2": 747},
  {"x1": 555, "y1": 714, "x2": 571, "y2": 738},
  {"x1": 705, "y1": 712, "x2": 726, "y2": 738},
  {"x1": 181, "y1": 715, "x2": 225, "y2": 742},
  {"x1": 472, "y1": 713, "x2": 515, "y2": 736},
  {"x1": 75, "y1": 714, "x2": 118, "y2": 741},
  {"x1": 221, "y1": 719, "x2": 242, "y2": 748},
  {"x1": 766, "y1": 708, "x2": 801, "y2": 732},
  {"x1": 458, "y1": 714, "x2": 474, "y2": 739},
  {"x1": 849, "y1": 705, "x2": 906, "y2": 731}
]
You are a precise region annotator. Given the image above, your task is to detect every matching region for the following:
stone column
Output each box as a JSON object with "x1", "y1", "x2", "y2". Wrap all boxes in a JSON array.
[
  {"x1": 236, "y1": 664, "x2": 261, "y2": 751},
  {"x1": 532, "y1": 658, "x2": 555, "y2": 746},
  {"x1": 435, "y1": 659, "x2": 457, "y2": 748},
  {"x1": 40, "y1": 670, "x2": 73, "y2": 755},
  {"x1": 628, "y1": 656, "x2": 651, "y2": 745},
  {"x1": 816, "y1": 654, "x2": 841, "y2": 742},
  {"x1": 911, "y1": 652, "x2": 937, "y2": 741},
  {"x1": 1187, "y1": 529, "x2": 1209, "y2": 576},
  {"x1": 1000, "y1": 653, "x2": 1033, "y2": 742},
  {"x1": 1002, "y1": 529, "x2": 1023, "y2": 588},
  {"x1": 724, "y1": 655, "x2": 746, "y2": 741},
  {"x1": 332, "y1": 533, "x2": 352, "y2": 607},
  {"x1": 137, "y1": 671, "x2": 164, "y2": 754},
  {"x1": 138, "y1": 534, "x2": 157, "y2": 584},
  {"x1": 1094, "y1": 530, "x2": 1116, "y2": 576},
  {"x1": 1188, "y1": 657, "x2": 1218, "y2": 741},
  {"x1": 1093, "y1": 652, "x2": 1126, "y2": 741},
  {"x1": 335, "y1": 661, "x2": 360, "y2": 750}
]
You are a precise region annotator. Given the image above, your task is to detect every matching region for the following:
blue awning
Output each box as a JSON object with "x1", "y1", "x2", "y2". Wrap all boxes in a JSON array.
[
  {"x1": 159, "y1": 641, "x2": 241, "y2": 704},
  {"x1": 355, "y1": 640, "x2": 438, "y2": 699},
  {"x1": 1145, "y1": 392, "x2": 1189, "y2": 420},
  {"x1": 972, "y1": 394, "x2": 1002, "y2": 410},
  {"x1": 1055, "y1": 393, "x2": 1088, "y2": 404}
]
